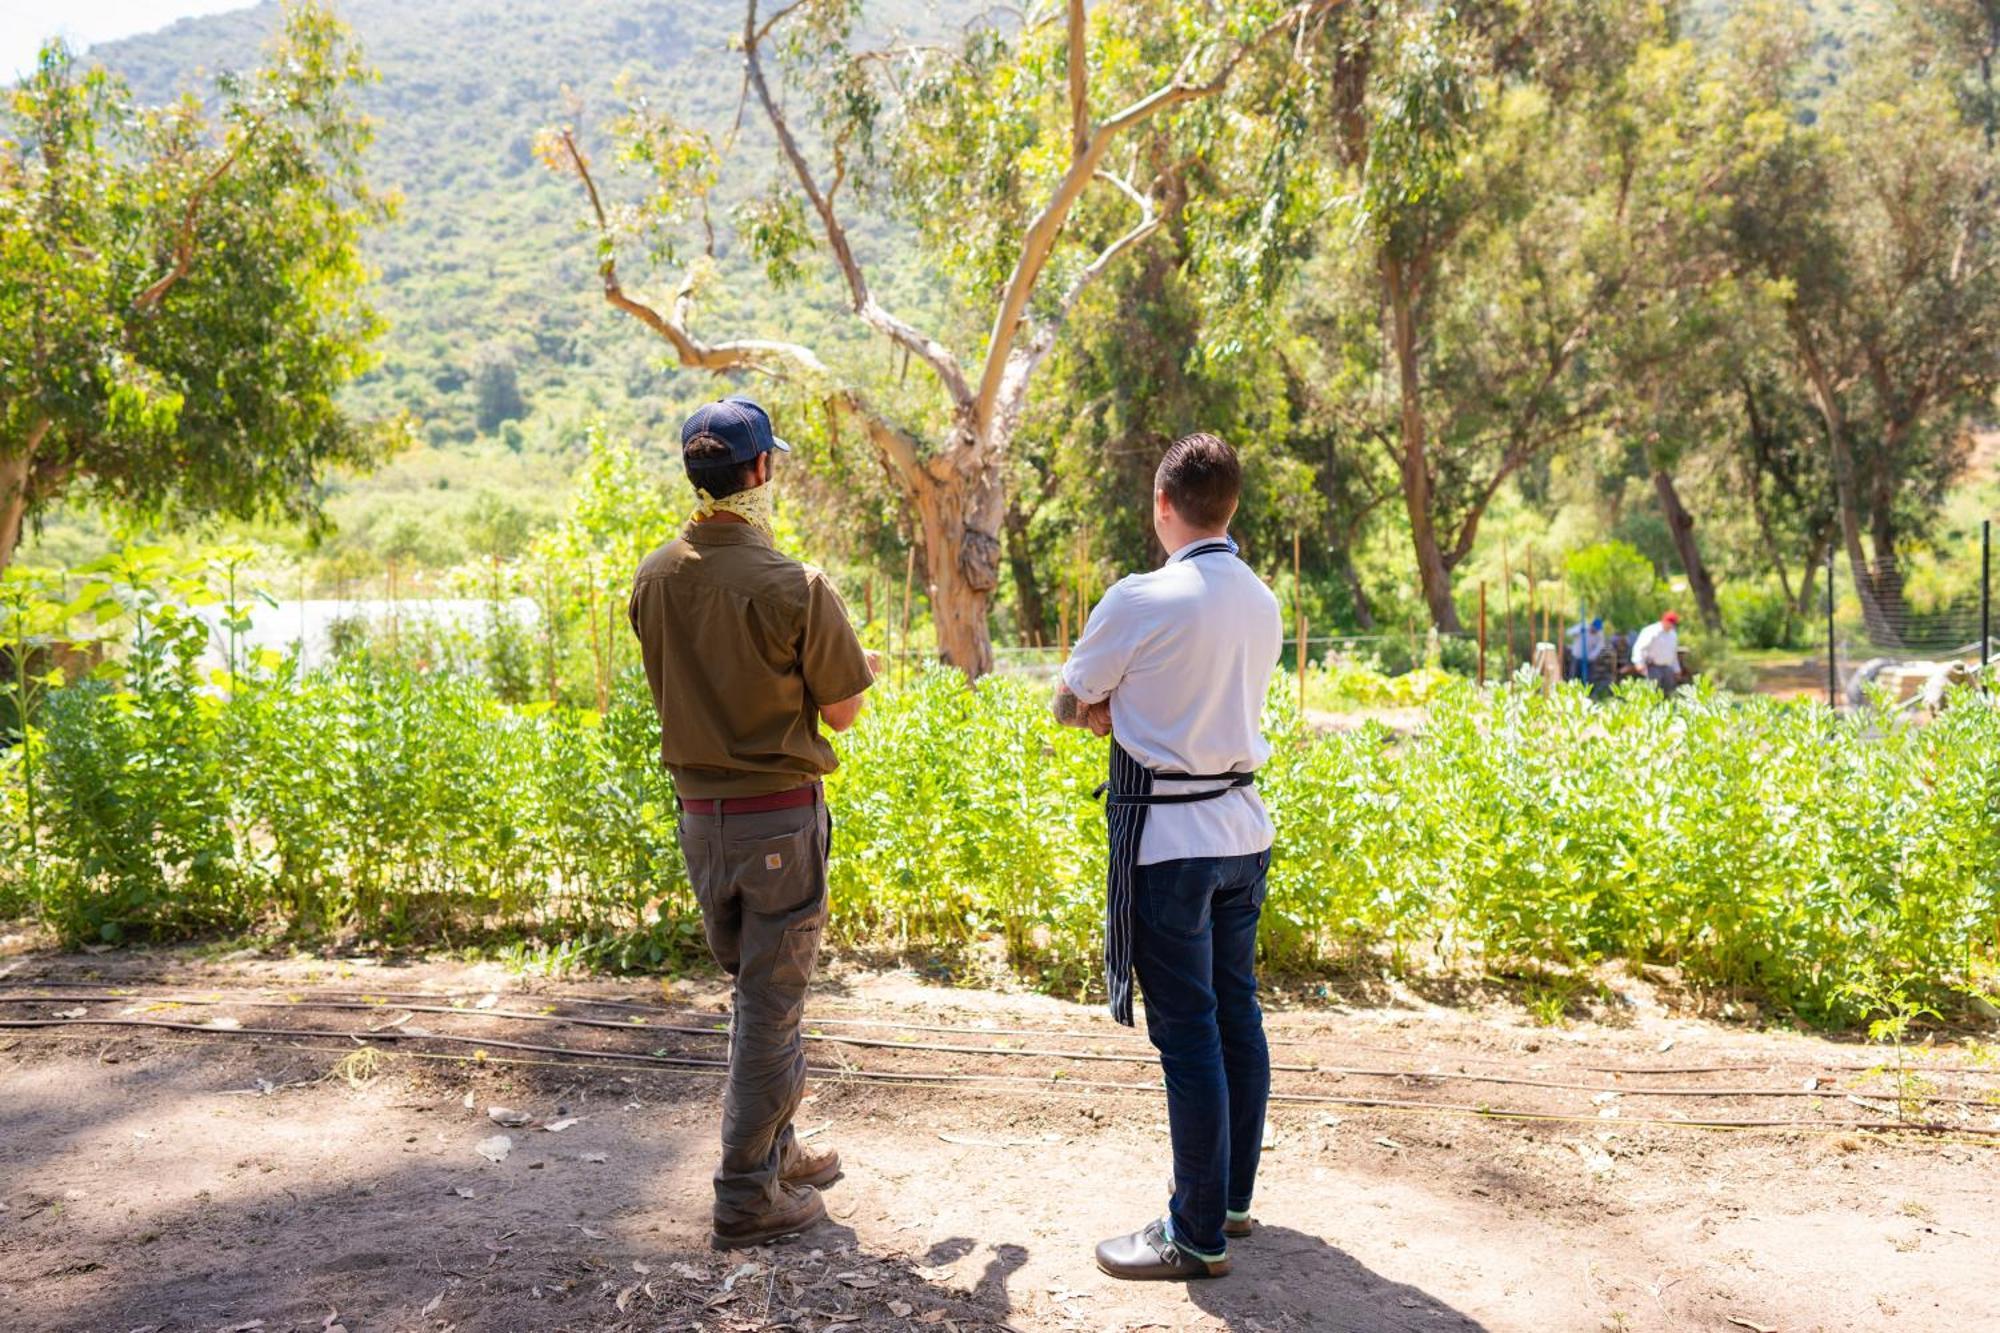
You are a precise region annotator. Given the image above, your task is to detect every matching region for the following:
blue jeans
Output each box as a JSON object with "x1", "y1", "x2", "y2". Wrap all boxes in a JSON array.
[{"x1": 1131, "y1": 849, "x2": 1271, "y2": 1257}]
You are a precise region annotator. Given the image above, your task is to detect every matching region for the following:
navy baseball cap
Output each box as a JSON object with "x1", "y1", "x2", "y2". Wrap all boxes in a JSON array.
[{"x1": 680, "y1": 396, "x2": 791, "y2": 464}]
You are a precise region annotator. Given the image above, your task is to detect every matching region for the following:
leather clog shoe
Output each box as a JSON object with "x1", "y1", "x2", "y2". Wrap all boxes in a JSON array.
[{"x1": 1094, "y1": 1218, "x2": 1229, "y2": 1280}]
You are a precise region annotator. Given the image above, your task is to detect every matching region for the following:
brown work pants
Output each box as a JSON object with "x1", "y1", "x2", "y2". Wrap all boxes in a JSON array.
[{"x1": 677, "y1": 796, "x2": 830, "y2": 1224}]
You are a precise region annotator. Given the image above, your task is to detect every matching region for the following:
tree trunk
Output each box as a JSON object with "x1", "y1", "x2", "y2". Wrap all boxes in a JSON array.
[
  {"x1": 1002, "y1": 498, "x2": 1047, "y2": 645},
  {"x1": 907, "y1": 445, "x2": 1003, "y2": 677},
  {"x1": 1794, "y1": 526, "x2": 1831, "y2": 622},
  {"x1": 1793, "y1": 326, "x2": 1896, "y2": 645},
  {"x1": 1651, "y1": 468, "x2": 1721, "y2": 632},
  {"x1": 1336, "y1": 543, "x2": 1375, "y2": 630},
  {"x1": 1383, "y1": 255, "x2": 1462, "y2": 632},
  {"x1": 0, "y1": 444, "x2": 34, "y2": 578}
]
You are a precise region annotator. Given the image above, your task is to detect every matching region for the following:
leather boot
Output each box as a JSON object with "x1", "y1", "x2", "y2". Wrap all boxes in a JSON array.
[
  {"x1": 781, "y1": 1141, "x2": 842, "y2": 1189},
  {"x1": 711, "y1": 1182, "x2": 827, "y2": 1250}
]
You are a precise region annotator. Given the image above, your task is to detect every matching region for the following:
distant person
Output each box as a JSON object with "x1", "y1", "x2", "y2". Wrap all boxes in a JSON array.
[
  {"x1": 628, "y1": 396, "x2": 877, "y2": 1249},
  {"x1": 1565, "y1": 616, "x2": 1605, "y2": 681},
  {"x1": 1632, "y1": 610, "x2": 1682, "y2": 694},
  {"x1": 1054, "y1": 433, "x2": 1283, "y2": 1280}
]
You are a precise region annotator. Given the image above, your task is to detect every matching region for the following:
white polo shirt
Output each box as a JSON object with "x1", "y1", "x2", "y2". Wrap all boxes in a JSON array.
[{"x1": 1061, "y1": 538, "x2": 1284, "y2": 865}]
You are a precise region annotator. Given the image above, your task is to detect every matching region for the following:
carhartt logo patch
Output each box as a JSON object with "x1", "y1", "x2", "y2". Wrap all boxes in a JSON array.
[{"x1": 765, "y1": 853, "x2": 784, "y2": 870}]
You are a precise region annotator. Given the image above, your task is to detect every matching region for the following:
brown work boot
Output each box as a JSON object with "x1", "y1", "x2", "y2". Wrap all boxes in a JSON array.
[
  {"x1": 711, "y1": 1182, "x2": 828, "y2": 1250},
  {"x1": 1224, "y1": 1212, "x2": 1254, "y2": 1239},
  {"x1": 781, "y1": 1141, "x2": 842, "y2": 1190}
]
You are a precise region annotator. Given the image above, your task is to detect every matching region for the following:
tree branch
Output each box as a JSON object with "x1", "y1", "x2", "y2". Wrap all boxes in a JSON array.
[
  {"x1": 743, "y1": 1, "x2": 973, "y2": 406},
  {"x1": 132, "y1": 122, "x2": 263, "y2": 313},
  {"x1": 970, "y1": 0, "x2": 1337, "y2": 432},
  {"x1": 1067, "y1": 0, "x2": 1088, "y2": 160},
  {"x1": 556, "y1": 128, "x2": 925, "y2": 492}
]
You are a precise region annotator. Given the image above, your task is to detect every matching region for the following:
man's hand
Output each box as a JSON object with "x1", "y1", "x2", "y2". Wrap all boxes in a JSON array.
[
  {"x1": 1054, "y1": 682, "x2": 1112, "y2": 736},
  {"x1": 864, "y1": 649, "x2": 885, "y2": 678}
]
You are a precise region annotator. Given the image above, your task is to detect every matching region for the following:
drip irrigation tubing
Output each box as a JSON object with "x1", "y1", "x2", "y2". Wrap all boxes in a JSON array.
[
  {"x1": 17, "y1": 1021, "x2": 1999, "y2": 1143},
  {"x1": 6, "y1": 1006, "x2": 1999, "y2": 1108},
  {"x1": 2, "y1": 978, "x2": 1981, "y2": 1077}
]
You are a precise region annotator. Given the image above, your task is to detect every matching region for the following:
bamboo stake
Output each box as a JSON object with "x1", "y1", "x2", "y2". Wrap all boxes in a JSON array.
[
  {"x1": 902, "y1": 546, "x2": 915, "y2": 686},
  {"x1": 1478, "y1": 581, "x2": 1488, "y2": 687},
  {"x1": 1294, "y1": 530, "x2": 1306, "y2": 713},
  {"x1": 1501, "y1": 536, "x2": 1515, "y2": 673}
]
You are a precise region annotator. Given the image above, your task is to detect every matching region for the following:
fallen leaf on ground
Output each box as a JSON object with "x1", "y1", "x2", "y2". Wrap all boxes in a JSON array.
[
  {"x1": 452, "y1": 1186, "x2": 476, "y2": 1199},
  {"x1": 668, "y1": 1262, "x2": 704, "y2": 1280},
  {"x1": 52, "y1": 1007, "x2": 86, "y2": 1019},
  {"x1": 568, "y1": 1224, "x2": 608, "y2": 1239},
  {"x1": 202, "y1": 1016, "x2": 242, "y2": 1030},
  {"x1": 615, "y1": 1282, "x2": 639, "y2": 1312},
  {"x1": 461, "y1": 1089, "x2": 475, "y2": 1108},
  {"x1": 543, "y1": 1118, "x2": 579, "y2": 1132},
  {"x1": 475, "y1": 1134, "x2": 512, "y2": 1163},
  {"x1": 721, "y1": 1262, "x2": 764, "y2": 1292},
  {"x1": 889, "y1": 1301, "x2": 914, "y2": 1317},
  {"x1": 474, "y1": 993, "x2": 499, "y2": 1009},
  {"x1": 421, "y1": 1291, "x2": 445, "y2": 1316},
  {"x1": 1374, "y1": 1136, "x2": 1404, "y2": 1151},
  {"x1": 487, "y1": 1107, "x2": 533, "y2": 1128},
  {"x1": 1725, "y1": 1319, "x2": 1777, "y2": 1333},
  {"x1": 580, "y1": 1152, "x2": 608, "y2": 1163}
]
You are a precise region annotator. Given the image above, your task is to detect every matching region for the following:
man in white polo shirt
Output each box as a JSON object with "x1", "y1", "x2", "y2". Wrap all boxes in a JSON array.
[{"x1": 1053, "y1": 432, "x2": 1283, "y2": 1280}]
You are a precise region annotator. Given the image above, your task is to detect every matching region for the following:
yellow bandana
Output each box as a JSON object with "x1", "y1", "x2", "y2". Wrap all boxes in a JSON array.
[{"x1": 693, "y1": 481, "x2": 776, "y2": 539}]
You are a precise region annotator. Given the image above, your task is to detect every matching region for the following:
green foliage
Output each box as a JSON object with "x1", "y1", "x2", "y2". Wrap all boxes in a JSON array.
[
  {"x1": 0, "y1": 2, "x2": 395, "y2": 567},
  {"x1": 1564, "y1": 540, "x2": 1665, "y2": 630},
  {"x1": 1721, "y1": 579, "x2": 1799, "y2": 650},
  {"x1": 9, "y1": 548, "x2": 2000, "y2": 1026}
]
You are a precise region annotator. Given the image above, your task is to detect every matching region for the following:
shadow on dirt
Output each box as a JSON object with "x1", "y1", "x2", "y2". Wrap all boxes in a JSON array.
[{"x1": 1190, "y1": 1224, "x2": 1489, "y2": 1331}]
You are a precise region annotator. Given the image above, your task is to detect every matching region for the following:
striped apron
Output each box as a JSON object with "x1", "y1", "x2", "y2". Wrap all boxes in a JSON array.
[{"x1": 1096, "y1": 538, "x2": 1256, "y2": 1027}]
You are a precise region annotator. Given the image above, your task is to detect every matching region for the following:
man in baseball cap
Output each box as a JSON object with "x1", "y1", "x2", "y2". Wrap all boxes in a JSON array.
[{"x1": 628, "y1": 395, "x2": 874, "y2": 1248}]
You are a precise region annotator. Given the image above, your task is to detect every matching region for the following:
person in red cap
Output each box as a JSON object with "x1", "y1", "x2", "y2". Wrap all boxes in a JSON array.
[
  {"x1": 628, "y1": 396, "x2": 877, "y2": 1249},
  {"x1": 1632, "y1": 609, "x2": 1682, "y2": 694}
]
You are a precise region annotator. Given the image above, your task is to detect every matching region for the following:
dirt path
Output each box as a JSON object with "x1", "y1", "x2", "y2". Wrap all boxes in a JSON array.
[{"x1": 1, "y1": 949, "x2": 1995, "y2": 1333}]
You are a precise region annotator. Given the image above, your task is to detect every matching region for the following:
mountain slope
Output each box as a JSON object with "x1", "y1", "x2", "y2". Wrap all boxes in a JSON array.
[{"x1": 97, "y1": 0, "x2": 944, "y2": 456}]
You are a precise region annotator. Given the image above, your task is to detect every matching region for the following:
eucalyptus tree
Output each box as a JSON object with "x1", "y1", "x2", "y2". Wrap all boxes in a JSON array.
[
  {"x1": 1283, "y1": 0, "x2": 1663, "y2": 631},
  {"x1": 0, "y1": 2, "x2": 392, "y2": 576},
  {"x1": 543, "y1": 0, "x2": 1337, "y2": 675},
  {"x1": 1723, "y1": 10, "x2": 2000, "y2": 641}
]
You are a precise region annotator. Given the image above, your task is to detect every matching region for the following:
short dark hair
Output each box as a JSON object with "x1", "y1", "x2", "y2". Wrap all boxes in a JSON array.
[
  {"x1": 684, "y1": 431, "x2": 761, "y2": 498},
  {"x1": 1155, "y1": 432, "x2": 1241, "y2": 530}
]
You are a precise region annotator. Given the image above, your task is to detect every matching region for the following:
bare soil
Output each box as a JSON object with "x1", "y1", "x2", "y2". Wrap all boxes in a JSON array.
[{"x1": 2, "y1": 946, "x2": 1996, "y2": 1333}]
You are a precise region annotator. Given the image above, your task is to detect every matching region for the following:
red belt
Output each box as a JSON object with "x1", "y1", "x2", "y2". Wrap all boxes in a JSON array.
[{"x1": 678, "y1": 782, "x2": 822, "y2": 816}]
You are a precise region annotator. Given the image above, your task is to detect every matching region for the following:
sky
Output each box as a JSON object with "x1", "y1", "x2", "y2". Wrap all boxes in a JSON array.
[{"x1": 4, "y1": 0, "x2": 257, "y2": 81}]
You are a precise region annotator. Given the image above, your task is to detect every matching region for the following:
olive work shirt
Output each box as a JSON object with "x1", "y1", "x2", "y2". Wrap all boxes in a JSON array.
[{"x1": 628, "y1": 521, "x2": 873, "y2": 800}]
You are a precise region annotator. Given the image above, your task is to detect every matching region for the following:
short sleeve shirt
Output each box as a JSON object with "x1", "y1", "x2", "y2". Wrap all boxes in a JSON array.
[{"x1": 628, "y1": 521, "x2": 873, "y2": 799}]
